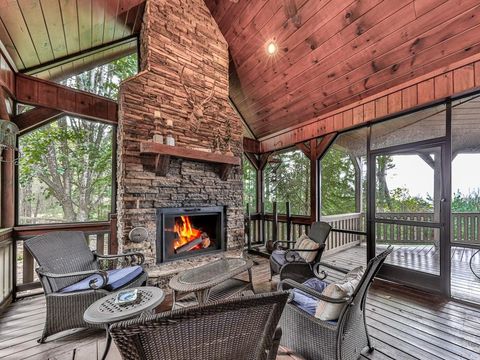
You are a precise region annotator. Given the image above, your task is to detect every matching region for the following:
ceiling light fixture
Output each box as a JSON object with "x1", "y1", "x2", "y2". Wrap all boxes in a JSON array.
[{"x1": 266, "y1": 40, "x2": 278, "y2": 55}]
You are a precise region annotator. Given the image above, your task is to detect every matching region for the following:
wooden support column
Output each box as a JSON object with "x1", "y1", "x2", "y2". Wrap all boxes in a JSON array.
[{"x1": 312, "y1": 133, "x2": 337, "y2": 221}]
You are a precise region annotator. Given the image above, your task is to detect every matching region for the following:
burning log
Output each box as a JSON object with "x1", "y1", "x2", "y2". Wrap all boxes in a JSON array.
[
  {"x1": 175, "y1": 236, "x2": 203, "y2": 254},
  {"x1": 175, "y1": 232, "x2": 211, "y2": 254}
]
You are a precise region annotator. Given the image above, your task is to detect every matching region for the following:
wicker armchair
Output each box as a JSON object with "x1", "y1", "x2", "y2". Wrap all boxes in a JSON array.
[
  {"x1": 24, "y1": 231, "x2": 148, "y2": 343},
  {"x1": 278, "y1": 247, "x2": 393, "y2": 360},
  {"x1": 110, "y1": 291, "x2": 289, "y2": 360},
  {"x1": 270, "y1": 221, "x2": 332, "y2": 282}
]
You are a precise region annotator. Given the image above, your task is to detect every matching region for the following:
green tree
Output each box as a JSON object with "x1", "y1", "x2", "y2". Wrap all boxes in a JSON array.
[
  {"x1": 18, "y1": 54, "x2": 137, "y2": 223},
  {"x1": 243, "y1": 155, "x2": 257, "y2": 210},
  {"x1": 264, "y1": 150, "x2": 310, "y2": 215}
]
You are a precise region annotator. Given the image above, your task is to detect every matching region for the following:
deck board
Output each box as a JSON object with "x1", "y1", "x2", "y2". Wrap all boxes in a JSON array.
[{"x1": 2, "y1": 247, "x2": 480, "y2": 359}]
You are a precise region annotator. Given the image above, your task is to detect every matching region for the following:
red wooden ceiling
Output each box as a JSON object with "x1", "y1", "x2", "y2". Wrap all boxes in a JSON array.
[
  {"x1": 0, "y1": 0, "x2": 144, "y2": 80},
  {"x1": 205, "y1": 0, "x2": 480, "y2": 139}
]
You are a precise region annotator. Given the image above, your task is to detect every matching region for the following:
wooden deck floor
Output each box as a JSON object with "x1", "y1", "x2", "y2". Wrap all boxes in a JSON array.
[{"x1": 2, "y1": 247, "x2": 480, "y2": 359}]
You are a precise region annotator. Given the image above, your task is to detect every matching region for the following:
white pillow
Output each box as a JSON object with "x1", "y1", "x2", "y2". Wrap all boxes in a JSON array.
[
  {"x1": 314, "y1": 267, "x2": 364, "y2": 321},
  {"x1": 296, "y1": 237, "x2": 320, "y2": 263},
  {"x1": 314, "y1": 283, "x2": 346, "y2": 321},
  {"x1": 294, "y1": 233, "x2": 310, "y2": 250}
]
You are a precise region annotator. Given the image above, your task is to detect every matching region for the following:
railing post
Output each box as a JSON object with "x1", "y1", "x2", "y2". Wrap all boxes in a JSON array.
[
  {"x1": 246, "y1": 203, "x2": 251, "y2": 251},
  {"x1": 286, "y1": 201, "x2": 291, "y2": 243},
  {"x1": 272, "y1": 201, "x2": 278, "y2": 243},
  {"x1": 109, "y1": 213, "x2": 118, "y2": 255}
]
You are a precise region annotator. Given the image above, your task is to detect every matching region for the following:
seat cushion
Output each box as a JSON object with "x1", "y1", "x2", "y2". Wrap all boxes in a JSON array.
[
  {"x1": 291, "y1": 278, "x2": 328, "y2": 315},
  {"x1": 271, "y1": 250, "x2": 303, "y2": 267},
  {"x1": 59, "y1": 265, "x2": 143, "y2": 293}
]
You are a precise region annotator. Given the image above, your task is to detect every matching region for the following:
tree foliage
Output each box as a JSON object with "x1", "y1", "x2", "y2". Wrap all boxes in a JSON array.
[
  {"x1": 263, "y1": 150, "x2": 310, "y2": 215},
  {"x1": 18, "y1": 54, "x2": 137, "y2": 224}
]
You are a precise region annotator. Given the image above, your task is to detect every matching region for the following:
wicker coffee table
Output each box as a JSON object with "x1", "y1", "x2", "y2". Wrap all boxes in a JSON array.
[
  {"x1": 84, "y1": 286, "x2": 165, "y2": 360},
  {"x1": 169, "y1": 257, "x2": 253, "y2": 309}
]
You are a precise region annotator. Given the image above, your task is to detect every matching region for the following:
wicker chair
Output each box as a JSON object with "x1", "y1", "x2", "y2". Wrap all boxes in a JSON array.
[
  {"x1": 24, "y1": 231, "x2": 148, "y2": 343},
  {"x1": 110, "y1": 291, "x2": 289, "y2": 360},
  {"x1": 270, "y1": 221, "x2": 332, "y2": 282},
  {"x1": 278, "y1": 247, "x2": 393, "y2": 360}
]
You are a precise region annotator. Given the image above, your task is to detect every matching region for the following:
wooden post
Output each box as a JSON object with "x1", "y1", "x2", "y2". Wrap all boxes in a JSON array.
[
  {"x1": 246, "y1": 203, "x2": 251, "y2": 250},
  {"x1": 109, "y1": 213, "x2": 118, "y2": 254},
  {"x1": 260, "y1": 201, "x2": 265, "y2": 245},
  {"x1": 272, "y1": 201, "x2": 278, "y2": 243},
  {"x1": 286, "y1": 201, "x2": 292, "y2": 243}
]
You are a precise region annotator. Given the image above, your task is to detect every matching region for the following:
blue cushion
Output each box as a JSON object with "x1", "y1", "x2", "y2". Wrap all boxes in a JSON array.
[
  {"x1": 291, "y1": 278, "x2": 328, "y2": 315},
  {"x1": 59, "y1": 265, "x2": 143, "y2": 293},
  {"x1": 271, "y1": 249, "x2": 302, "y2": 266}
]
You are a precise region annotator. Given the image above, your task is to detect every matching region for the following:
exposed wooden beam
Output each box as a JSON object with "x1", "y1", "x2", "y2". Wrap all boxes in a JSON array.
[
  {"x1": 314, "y1": 133, "x2": 337, "y2": 160},
  {"x1": 14, "y1": 107, "x2": 64, "y2": 134},
  {"x1": 244, "y1": 151, "x2": 260, "y2": 170},
  {"x1": 243, "y1": 137, "x2": 260, "y2": 154},
  {"x1": 295, "y1": 142, "x2": 312, "y2": 160},
  {"x1": 15, "y1": 74, "x2": 117, "y2": 125}
]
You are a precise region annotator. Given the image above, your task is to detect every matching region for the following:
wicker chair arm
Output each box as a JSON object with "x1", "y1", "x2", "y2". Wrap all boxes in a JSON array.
[
  {"x1": 36, "y1": 267, "x2": 109, "y2": 290},
  {"x1": 312, "y1": 261, "x2": 350, "y2": 280},
  {"x1": 279, "y1": 279, "x2": 351, "y2": 304},
  {"x1": 284, "y1": 243, "x2": 325, "y2": 263},
  {"x1": 94, "y1": 252, "x2": 145, "y2": 265},
  {"x1": 272, "y1": 240, "x2": 296, "y2": 249}
]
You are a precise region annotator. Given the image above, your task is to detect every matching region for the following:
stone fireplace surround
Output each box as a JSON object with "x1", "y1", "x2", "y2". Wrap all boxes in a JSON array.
[{"x1": 116, "y1": 0, "x2": 244, "y2": 286}]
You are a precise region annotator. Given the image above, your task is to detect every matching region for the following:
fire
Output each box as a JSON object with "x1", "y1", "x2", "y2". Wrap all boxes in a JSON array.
[{"x1": 174, "y1": 216, "x2": 202, "y2": 250}]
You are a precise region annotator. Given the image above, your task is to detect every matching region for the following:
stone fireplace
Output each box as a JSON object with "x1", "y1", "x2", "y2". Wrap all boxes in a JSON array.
[
  {"x1": 156, "y1": 206, "x2": 225, "y2": 263},
  {"x1": 116, "y1": 0, "x2": 244, "y2": 277}
]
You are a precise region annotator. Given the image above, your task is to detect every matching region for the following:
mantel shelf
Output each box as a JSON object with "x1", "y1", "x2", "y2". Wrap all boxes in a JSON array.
[{"x1": 139, "y1": 142, "x2": 240, "y2": 180}]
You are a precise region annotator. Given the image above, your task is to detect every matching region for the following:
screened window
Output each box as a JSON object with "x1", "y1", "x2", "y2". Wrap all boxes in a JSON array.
[
  {"x1": 243, "y1": 155, "x2": 257, "y2": 211},
  {"x1": 59, "y1": 53, "x2": 138, "y2": 100},
  {"x1": 264, "y1": 149, "x2": 310, "y2": 215},
  {"x1": 18, "y1": 116, "x2": 114, "y2": 224},
  {"x1": 320, "y1": 128, "x2": 367, "y2": 232}
]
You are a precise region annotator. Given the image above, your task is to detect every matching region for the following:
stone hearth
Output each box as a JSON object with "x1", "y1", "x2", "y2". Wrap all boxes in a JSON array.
[{"x1": 116, "y1": 0, "x2": 244, "y2": 282}]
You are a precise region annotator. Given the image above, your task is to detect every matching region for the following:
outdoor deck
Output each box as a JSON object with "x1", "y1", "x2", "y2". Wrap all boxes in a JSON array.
[{"x1": 2, "y1": 247, "x2": 480, "y2": 360}]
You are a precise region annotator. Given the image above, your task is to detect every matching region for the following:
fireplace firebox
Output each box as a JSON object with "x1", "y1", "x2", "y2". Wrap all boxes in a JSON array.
[{"x1": 156, "y1": 206, "x2": 225, "y2": 263}]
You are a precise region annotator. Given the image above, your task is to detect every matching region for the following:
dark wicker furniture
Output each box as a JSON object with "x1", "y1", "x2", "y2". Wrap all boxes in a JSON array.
[
  {"x1": 169, "y1": 257, "x2": 253, "y2": 309},
  {"x1": 278, "y1": 247, "x2": 393, "y2": 360},
  {"x1": 84, "y1": 286, "x2": 165, "y2": 360},
  {"x1": 110, "y1": 291, "x2": 289, "y2": 360},
  {"x1": 270, "y1": 221, "x2": 332, "y2": 282},
  {"x1": 24, "y1": 231, "x2": 148, "y2": 343}
]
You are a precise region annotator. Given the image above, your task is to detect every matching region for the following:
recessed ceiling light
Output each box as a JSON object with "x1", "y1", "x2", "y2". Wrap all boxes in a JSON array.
[{"x1": 266, "y1": 41, "x2": 278, "y2": 55}]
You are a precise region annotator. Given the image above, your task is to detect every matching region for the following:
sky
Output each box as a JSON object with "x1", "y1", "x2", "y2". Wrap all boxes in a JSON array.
[{"x1": 385, "y1": 154, "x2": 480, "y2": 198}]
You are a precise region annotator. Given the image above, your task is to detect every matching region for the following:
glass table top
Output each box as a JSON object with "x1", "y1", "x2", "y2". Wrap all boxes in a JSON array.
[{"x1": 177, "y1": 258, "x2": 247, "y2": 285}]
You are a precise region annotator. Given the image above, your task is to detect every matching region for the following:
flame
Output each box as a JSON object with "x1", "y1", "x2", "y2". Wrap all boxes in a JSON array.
[{"x1": 174, "y1": 216, "x2": 202, "y2": 250}]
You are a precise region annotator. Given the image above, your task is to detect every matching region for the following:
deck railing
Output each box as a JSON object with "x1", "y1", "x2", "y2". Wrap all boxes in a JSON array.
[
  {"x1": 246, "y1": 209, "x2": 480, "y2": 253},
  {"x1": 0, "y1": 229, "x2": 14, "y2": 309}
]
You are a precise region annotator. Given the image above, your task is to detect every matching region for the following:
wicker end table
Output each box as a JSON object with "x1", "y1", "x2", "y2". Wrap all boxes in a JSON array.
[
  {"x1": 169, "y1": 257, "x2": 254, "y2": 310},
  {"x1": 83, "y1": 286, "x2": 165, "y2": 360}
]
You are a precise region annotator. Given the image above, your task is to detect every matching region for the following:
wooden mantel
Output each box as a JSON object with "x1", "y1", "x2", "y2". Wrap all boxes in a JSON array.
[{"x1": 139, "y1": 142, "x2": 241, "y2": 180}]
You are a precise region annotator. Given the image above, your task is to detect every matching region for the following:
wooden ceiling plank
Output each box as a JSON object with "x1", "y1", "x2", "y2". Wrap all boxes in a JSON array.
[
  {"x1": 17, "y1": 0, "x2": 55, "y2": 63},
  {"x1": 0, "y1": 18, "x2": 24, "y2": 69},
  {"x1": 103, "y1": 0, "x2": 120, "y2": 43},
  {"x1": 251, "y1": 1, "x2": 480, "y2": 135},
  {"x1": 40, "y1": 0, "x2": 68, "y2": 59},
  {"x1": 227, "y1": 0, "x2": 285, "y2": 60},
  {"x1": 77, "y1": 0, "x2": 92, "y2": 51},
  {"x1": 0, "y1": 2, "x2": 39, "y2": 68},
  {"x1": 247, "y1": 1, "x2": 417, "y2": 132},
  {"x1": 414, "y1": 0, "x2": 448, "y2": 17},
  {"x1": 114, "y1": 1, "x2": 130, "y2": 41},
  {"x1": 233, "y1": 0, "x2": 321, "y2": 72},
  {"x1": 242, "y1": 0, "x2": 408, "y2": 106},
  {"x1": 58, "y1": 0, "x2": 80, "y2": 54},
  {"x1": 255, "y1": 25, "x2": 480, "y2": 135},
  {"x1": 221, "y1": 0, "x2": 270, "y2": 45},
  {"x1": 122, "y1": 4, "x2": 140, "y2": 38},
  {"x1": 132, "y1": 3, "x2": 145, "y2": 34},
  {"x1": 91, "y1": 0, "x2": 106, "y2": 47}
]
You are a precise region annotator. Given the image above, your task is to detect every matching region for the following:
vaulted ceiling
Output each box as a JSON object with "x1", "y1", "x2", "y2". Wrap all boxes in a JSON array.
[
  {"x1": 205, "y1": 0, "x2": 480, "y2": 139},
  {"x1": 0, "y1": 0, "x2": 144, "y2": 80}
]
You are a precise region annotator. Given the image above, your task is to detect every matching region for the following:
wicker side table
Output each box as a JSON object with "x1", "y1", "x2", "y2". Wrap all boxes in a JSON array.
[{"x1": 83, "y1": 286, "x2": 165, "y2": 360}]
